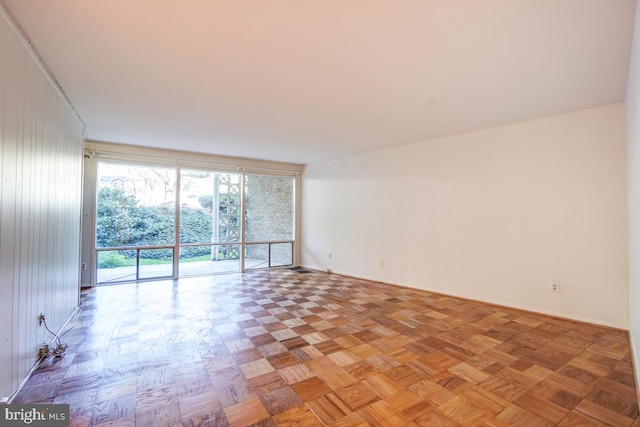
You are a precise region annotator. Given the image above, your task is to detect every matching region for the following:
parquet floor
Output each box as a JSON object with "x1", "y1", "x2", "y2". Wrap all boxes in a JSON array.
[{"x1": 13, "y1": 268, "x2": 640, "y2": 426}]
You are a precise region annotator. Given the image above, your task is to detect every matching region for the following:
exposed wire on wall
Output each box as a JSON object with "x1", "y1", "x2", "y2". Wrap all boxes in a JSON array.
[
  {"x1": 41, "y1": 315, "x2": 68, "y2": 358},
  {"x1": 39, "y1": 304, "x2": 83, "y2": 360}
]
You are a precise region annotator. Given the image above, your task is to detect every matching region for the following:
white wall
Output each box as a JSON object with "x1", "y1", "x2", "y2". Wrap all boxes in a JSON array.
[
  {"x1": 0, "y1": 8, "x2": 85, "y2": 398},
  {"x1": 626, "y1": 0, "x2": 640, "y2": 396},
  {"x1": 303, "y1": 104, "x2": 628, "y2": 328}
]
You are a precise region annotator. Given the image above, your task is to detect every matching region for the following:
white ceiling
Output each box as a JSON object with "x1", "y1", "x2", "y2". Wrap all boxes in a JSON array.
[{"x1": 2, "y1": 0, "x2": 637, "y2": 165}]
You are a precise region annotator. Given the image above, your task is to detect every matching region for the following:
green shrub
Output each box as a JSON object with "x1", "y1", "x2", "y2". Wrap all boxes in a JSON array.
[
  {"x1": 97, "y1": 187, "x2": 217, "y2": 260},
  {"x1": 98, "y1": 252, "x2": 128, "y2": 268},
  {"x1": 198, "y1": 195, "x2": 213, "y2": 210}
]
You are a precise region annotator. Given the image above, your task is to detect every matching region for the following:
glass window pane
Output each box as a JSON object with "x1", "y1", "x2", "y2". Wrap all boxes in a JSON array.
[
  {"x1": 180, "y1": 169, "x2": 214, "y2": 244},
  {"x1": 179, "y1": 245, "x2": 240, "y2": 276},
  {"x1": 96, "y1": 162, "x2": 176, "y2": 247},
  {"x1": 139, "y1": 249, "x2": 174, "y2": 279},
  {"x1": 271, "y1": 243, "x2": 293, "y2": 267},
  {"x1": 244, "y1": 175, "x2": 294, "y2": 242},
  {"x1": 245, "y1": 244, "x2": 269, "y2": 270},
  {"x1": 96, "y1": 250, "x2": 136, "y2": 283},
  {"x1": 180, "y1": 170, "x2": 242, "y2": 245}
]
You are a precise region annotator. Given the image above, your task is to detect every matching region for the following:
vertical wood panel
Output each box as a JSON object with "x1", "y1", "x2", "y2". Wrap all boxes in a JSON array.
[
  {"x1": 0, "y1": 13, "x2": 11, "y2": 398},
  {"x1": 23, "y1": 56, "x2": 35, "y2": 377},
  {"x1": 0, "y1": 7, "x2": 84, "y2": 398},
  {"x1": 3, "y1": 21, "x2": 20, "y2": 391},
  {"x1": 15, "y1": 36, "x2": 27, "y2": 378}
]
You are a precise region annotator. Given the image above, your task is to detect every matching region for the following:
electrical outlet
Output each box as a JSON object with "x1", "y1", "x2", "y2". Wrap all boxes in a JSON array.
[
  {"x1": 81, "y1": 262, "x2": 87, "y2": 270},
  {"x1": 38, "y1": 344, "x2": 49, "y2": 357},
  {"x1": 38, "y1": 313, "x2": 45, "y2": 326},
  {"x1": 550, "y1": 283, "x2": 560, "y2": 293},
  {"x1": 328, "y1": 252, "x2": 332, "y2": 260}
]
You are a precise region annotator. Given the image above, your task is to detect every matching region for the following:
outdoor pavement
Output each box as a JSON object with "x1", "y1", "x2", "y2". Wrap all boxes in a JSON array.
[{"x1": 97, "y1": 258, "x2": 274, "y2": 283}]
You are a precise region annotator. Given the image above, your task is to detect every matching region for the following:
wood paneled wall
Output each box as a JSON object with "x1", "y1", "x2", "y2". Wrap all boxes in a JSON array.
[{"x1": 0, "y1": 8, "x2": 85, "y2": 398}]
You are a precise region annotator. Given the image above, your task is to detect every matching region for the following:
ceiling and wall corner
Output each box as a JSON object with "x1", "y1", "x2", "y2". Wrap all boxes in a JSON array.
[{"x1": 0, "y1": 0, "x2": 636, "y2": 165}]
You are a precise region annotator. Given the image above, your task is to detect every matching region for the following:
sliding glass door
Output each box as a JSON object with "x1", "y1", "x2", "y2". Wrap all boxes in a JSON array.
[
  {"x1": 95, "y1": 162, "x2": 176, "y2": 283},
  {"x1": 178, "y1": 169, "x2": 242, "y2": 276},
  {"x1": 94, "y1": 160, "x2": 296, "y2": 284}
]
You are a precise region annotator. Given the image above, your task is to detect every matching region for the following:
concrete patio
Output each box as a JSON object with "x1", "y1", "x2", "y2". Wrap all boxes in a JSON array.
[{"x1": 96, "y1": 257, "x2": 281, "y2": 283}]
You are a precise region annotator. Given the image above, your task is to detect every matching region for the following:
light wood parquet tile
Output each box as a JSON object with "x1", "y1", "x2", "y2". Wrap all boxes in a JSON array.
[
  {"x1": 486, "y1": 404, "x2": 553, "y2": 427},
  {"x1": 91, "y1": 394, "x2": 136, "y2": 426},
  {"x1": 277, "y1": 363, "x2": 314, "y2": 385},
  {"x1": 385, "y1": 389, "x2": 433, "y2": 421},
  {"x1": 438, "y1": 395, "x2": 495, "y2": 425},
  {"x1": 11, "y1": 268, "x2": 640, "y2": 426},
  {"x1": 177, "y1": 389, "x2": 221, "y2": 422},
  {"x1": 307, "y1": 392, "x2": 353, "y2": 424},
  {"x1": 223, "y1": 396, "x2": 270, "y2": 426},
  {"x1": 408, "y1": 408, "x2": 465, "y2": 426},
  {"x1": 335, "y1": 382, "x2": 381, "y2": 411},
  {"x1": 361, "y1": 373, "x2": 403, "y2": 398},
  {"x1": 358, "y1": 399, "x2": 406, "y2": 426},
  {"x1": 272, "y1": 404, "x2": 323, "y2": 427},
  {"x1": 327, "y1": 411, "x2": 370, "y2": 427},
  {"x1": 248, "y1": 371, "x2": 287, "y2": 395},
  {"x1": 513, "y1": 392, "x2": 569, "y2": 424},
  {"x1": 259, "y1": 385, "x2": 304, "y2": 416}
]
